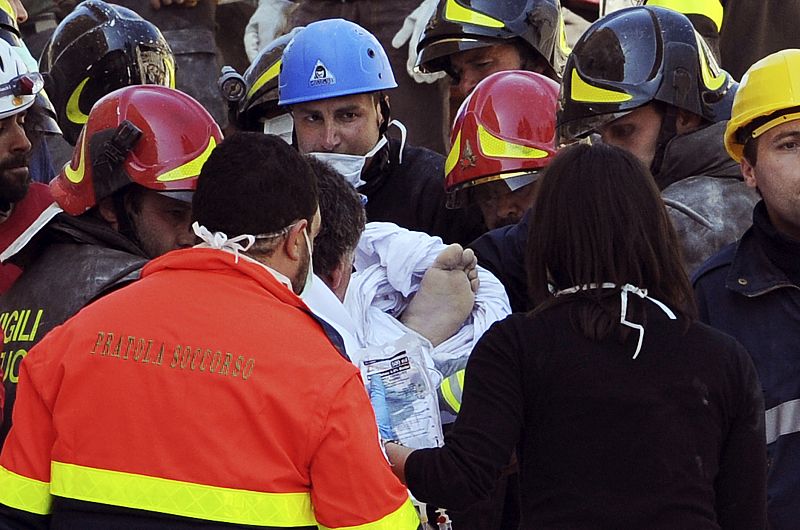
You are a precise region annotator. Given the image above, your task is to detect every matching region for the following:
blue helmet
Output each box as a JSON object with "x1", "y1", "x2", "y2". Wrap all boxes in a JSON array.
[{"x1": 278, "y1": 19, "x2": 397, "y2": 106}]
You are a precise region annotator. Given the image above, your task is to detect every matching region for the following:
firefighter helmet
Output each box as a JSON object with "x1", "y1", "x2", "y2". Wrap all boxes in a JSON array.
[
  {"x1": 445, "y1": 70, "x2": 559, "y2": 208},
  {"x1": 279, "y1": 19, "x2": 396, "y2": 106},
  {"x1": 557, "y1": 5, "x2": 736, "y2": 141},
  {"x1": 0, "y1": 38, "x2": 41, "y2": 121},
  {"x1": 231, "y1": 27, "x2": 302, "y2": 132},
  {"x1": 51, "y1": 85, "x2": 222, "y2": 215},
  {"x1": 416, "y1": 0, "x2": 569, "y2": 81},
  {"x1": 39, "y1": 0, "x2": 175, "y2": 145}
]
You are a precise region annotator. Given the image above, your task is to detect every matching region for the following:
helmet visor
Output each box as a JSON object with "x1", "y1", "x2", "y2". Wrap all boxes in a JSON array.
[{"x1": 572, "y1": 11, "x2": 659, "y2": 88}]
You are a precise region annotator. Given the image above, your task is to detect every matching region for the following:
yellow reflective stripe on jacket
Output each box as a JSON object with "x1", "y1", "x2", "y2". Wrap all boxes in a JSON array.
[
  {"x1": 0, "y1": 465, "x2": 52, "y2": 515},
  {"x1": 319, "y1": 498, "x2": 419, "y2": 530},
  {"x1": 440, "y1": 369, "x2": 465, "y2": 414},
  {"x1": 50, "y1": 461, "x2": 316, "y2": 526}
]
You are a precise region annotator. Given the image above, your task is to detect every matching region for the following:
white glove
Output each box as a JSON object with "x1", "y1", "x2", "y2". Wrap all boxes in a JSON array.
[
  {"x1": 391, "y1": 0, "x2": 446, "y2": 84},
  {"x1": 244, "y1": 0, "x2": 295, "y2": 63}
]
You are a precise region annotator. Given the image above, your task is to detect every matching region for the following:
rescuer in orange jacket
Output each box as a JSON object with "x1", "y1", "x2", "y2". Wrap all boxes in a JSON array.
[{"x1": 0, "y1": 132, "x2": 419, "y2": 529}]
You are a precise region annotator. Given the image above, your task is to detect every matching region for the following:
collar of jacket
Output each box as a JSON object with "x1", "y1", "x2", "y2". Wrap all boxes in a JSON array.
[
  {"x1": 726, "y1": 216, "x2": 800, "y2": 297},
  {"x1": 142, "y1": 247, "x2": 309, "y2": 310},
  {"x1": 655, "y1": 120, "x2": 741, "y2": 190}
]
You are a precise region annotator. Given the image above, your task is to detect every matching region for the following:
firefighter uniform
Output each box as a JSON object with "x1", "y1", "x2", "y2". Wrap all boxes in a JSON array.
[{"x1": 0, "y1": 247, "x2": 419, "y2": 529}]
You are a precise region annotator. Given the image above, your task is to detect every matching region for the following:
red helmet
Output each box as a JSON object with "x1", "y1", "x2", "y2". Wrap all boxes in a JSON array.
[
  {"x1": 444, "y1": 70, "x2": 559, "y2": 208},
  {"x1": 51, "y1": 85, "x2": 222, "y2": 215}
]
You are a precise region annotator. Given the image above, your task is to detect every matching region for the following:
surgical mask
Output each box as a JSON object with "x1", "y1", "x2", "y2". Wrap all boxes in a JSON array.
[
  {"x1": 263, "y1": 113, "x2": 294, "y2": 144},
  {"x1": 299, "y1": 227, "x2": 314, "y2": 298},
  {"x1": 309, "y1": 135, "x2": 387, "y2": 189}
]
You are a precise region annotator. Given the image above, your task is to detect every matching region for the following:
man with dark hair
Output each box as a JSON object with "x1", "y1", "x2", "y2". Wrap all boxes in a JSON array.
[
  {"x1": 0, "y1": 85, "x2": 221, "y2": 444},
  {"x1": 415, "y1": 0, "x2": 568, "y2": 97},
  {"x1": 306, "y1": 156, "x2": 366, "y2": 301},
  {"x1": 0, "y1": 131, "x2": 420, "y2": 529},
  {"x1": 693, "y1": 49, "x2": 800, "y2": 529},
  {"x1": 558, "y1": 5, "x2": 756, "y2": 275},
  {"x1": 280, "y1": 18, "x2": 485, "y2": 246}
]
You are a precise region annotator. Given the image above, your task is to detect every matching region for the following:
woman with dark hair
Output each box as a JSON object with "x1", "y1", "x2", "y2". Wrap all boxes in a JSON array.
[{"x1": 385, "y1": 143, "x2": 767, "y2": 528}]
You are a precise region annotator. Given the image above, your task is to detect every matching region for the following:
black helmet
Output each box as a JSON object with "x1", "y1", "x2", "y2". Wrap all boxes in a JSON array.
[
  {"x1": 39, "y1": 0, "x2": 175, "y2": 145},
  {"x1": 227, "y1": 27, "x2": 302, "y2": 132},
  {"x1": 416, "y1": 0, "x2": 568, "y2": 81},
  {"x1": 557, "y1": 5, "x2": 736, "y2": 142}
]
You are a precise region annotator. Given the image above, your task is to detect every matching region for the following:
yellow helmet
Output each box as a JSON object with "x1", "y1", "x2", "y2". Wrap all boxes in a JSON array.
[
  {"x1": 643, "y1": 0, "x2": 723, "y2": 32},
  {"x1": 725, "y1": 49, "x2": 800, "y2": 162}
]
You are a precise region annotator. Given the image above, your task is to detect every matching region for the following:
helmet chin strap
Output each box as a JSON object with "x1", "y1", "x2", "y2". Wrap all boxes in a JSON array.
[{"x1": 649, "y1": 104, "x2": 678, "y2": 188}]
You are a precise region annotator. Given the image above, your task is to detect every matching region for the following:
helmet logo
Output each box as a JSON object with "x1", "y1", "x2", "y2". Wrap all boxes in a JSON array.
[
  {"x1": 460, "y1": 139, "x2": 477, "y2": 168},
  {"x1": 309, "y1": 60, "x2": 336, "y2": 87}
]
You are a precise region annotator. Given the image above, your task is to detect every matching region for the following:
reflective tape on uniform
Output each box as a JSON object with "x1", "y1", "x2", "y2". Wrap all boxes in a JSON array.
[
  {"x1": 0, "y1": 465, "x2": 52, "y2": 515},
  {"x1": 440, "y1": 370, "x2": 465, "y2": 414},
  {"x1": 319, "y1": 498, "x2": 419, "y2": 530},
  {"x1": 765, "y1": 399, "x2": 800, "y2": 445},
  {"x1": 49, "y1": 461, "x2": 316, "y2": 526}
]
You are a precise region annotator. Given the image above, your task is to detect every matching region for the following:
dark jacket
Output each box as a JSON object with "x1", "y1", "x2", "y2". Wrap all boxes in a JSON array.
[
  {"x1": 361, "y1": 137, "x2": 486, "y2": 246},
  {"x1": 405, "y1": 302, "x2": 767, "y2": 528},
  {"x1": 693, "y1": 203, "x2": 800, "y2": 530},
  {"x1": 471, "y1": 121, "x2": 758, "y2": 310},
  {"x1": 658, "y1": 121, "x2": 759, "y2": 275},
  {"x1": 0, "y1": 212, "x2": 147, "y2": 444},
  {"x1": 469, "y1": 211, "x2": 530, "y2": 313}
]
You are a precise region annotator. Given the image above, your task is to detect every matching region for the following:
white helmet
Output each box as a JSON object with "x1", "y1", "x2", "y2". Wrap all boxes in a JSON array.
[{"x1": 0, "y1": 38, "x2": 42, "y2": 120}]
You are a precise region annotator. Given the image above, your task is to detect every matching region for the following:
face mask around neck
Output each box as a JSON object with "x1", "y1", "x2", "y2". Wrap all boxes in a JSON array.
[
  {"x1": 298, "y1": 227, "x2": 314, "y2": 298},
  {"x1": 308, "y1": 135, "x2": 388, "y2": 189}
]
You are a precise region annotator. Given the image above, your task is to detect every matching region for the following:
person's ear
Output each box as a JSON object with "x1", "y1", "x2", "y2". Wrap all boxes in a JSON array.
[
  {"x1": 741, "y1": 157, "x2": 758, "y2": 189},
  {"x1": 284, "y1": 219, "x2": 309, "y2": 261},
  {"x1": 97, "y1": 197, "x2": 120, "y2": 230},
  {"x1": 675, "y1": 109, "x2": 702, "y2": 134}
]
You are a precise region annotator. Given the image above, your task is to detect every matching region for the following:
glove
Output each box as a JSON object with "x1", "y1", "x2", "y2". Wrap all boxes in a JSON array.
[
  {"x1": 244, "y1": 0, "x2": 295, "y2": 63},
  {"x1": 391, "y1": 0, "x2": 446, "y2": 84},
  {"x1": 368, "y1": 375, "x2": 397, "y2": 441}
]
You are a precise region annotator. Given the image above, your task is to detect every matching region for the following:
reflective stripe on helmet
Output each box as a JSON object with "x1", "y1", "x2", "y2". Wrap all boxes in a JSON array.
[
  {"x1": 569, "y1": 69, "x2": 633, "y2": 104},
  {"x1": 157, "y1": 136, "x2": 217, "y2": 183},
  {"x1": 445, "y1": 129, "x2": 462, "y2": 176},
  {"x1": 444, "y1": 0, "x2": 505, "y2": 29},
  {"x1": 478, "y1": 124, "x2": 549, "y2": 159},
  {"x1": 66, "y1": 77, "x2": 90, "y2": 125},
  {"x1": 247, "y1": 59, "x2": 281, "y2": 100}
]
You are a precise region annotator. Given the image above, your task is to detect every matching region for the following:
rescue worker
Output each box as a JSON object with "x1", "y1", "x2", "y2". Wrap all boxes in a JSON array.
[
  {"x1": 0, "y1": 26, "x2": 55, "y2": 293},
  {"x1": 444, "y1": 70, "x2": 559, "y2": 231},
  {"x1": 415, "y1": 0, "x2": 569, "y2": 97},
  {"x1": 0, "y1": 85, "x2": 221, "y2": 444},
  {"x1": 279, "y1": 19, "x2": 486, "y2": 245},
  {"x1": 0, "y1": 0, "x2": 62, "y2": 186},
  {"x1": 0, "y1": 131, "x2": 420, "y2": 529},
  {"x1": 39, "y1": 0, "x2": 175, "y2": 165},
  {"x1": 693, "y1": 48, "x2": 800, "y2": 529},
  {"x1": 245, "y1": 0, "x2": 452, "y2": 154},
  {"x1": 557, "y1": 5, "x2": 757, "y2": 273},
  {"x1": 472, "y1": 5, "x2": 755, "y2": 312}
]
